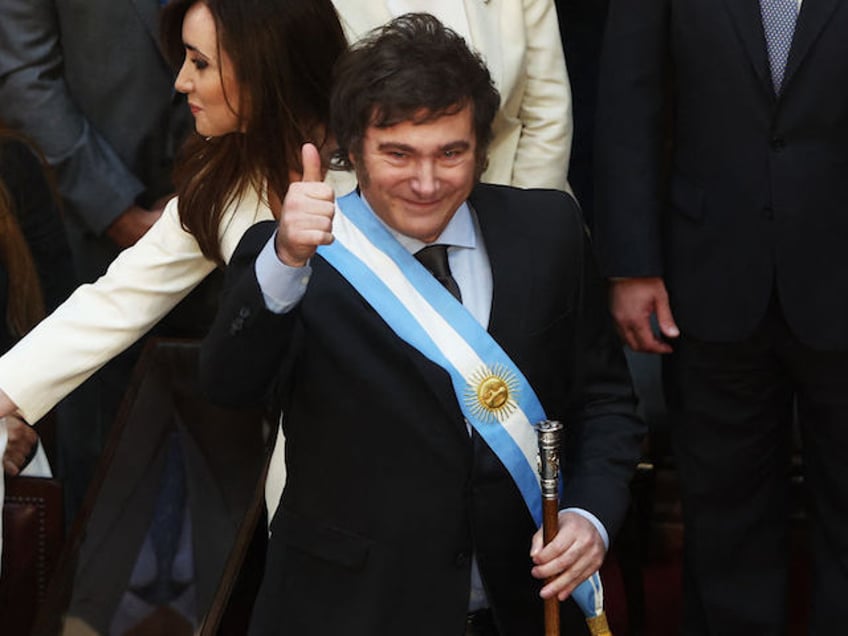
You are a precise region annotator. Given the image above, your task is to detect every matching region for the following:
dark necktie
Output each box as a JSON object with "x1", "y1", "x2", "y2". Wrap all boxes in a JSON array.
[
  {"x1": 415, "y1": 244, "x2": 462, "y2": 302},
  {"x1": 759, "y1": 0, "x2": 799, "y2": 93}
]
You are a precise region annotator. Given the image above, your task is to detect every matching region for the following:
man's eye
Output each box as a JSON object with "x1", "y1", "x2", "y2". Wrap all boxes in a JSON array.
[{"x1": 389, "y1": 151, "x2": 407, "y2": 159}]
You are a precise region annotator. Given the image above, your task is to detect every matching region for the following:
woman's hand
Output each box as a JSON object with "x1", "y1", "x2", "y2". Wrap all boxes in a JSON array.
[{"x1": 3, "y1": 414, "x2": 38, "y2": 476}]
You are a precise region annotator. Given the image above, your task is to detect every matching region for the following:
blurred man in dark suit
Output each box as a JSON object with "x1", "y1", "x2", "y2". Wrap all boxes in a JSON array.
[{"x1": 595, "y1": 1, "x2": 848, "y2": 633}]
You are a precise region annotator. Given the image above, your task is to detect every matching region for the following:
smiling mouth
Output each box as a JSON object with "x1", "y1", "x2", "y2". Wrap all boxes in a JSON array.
[
  {"x1": 403, "y1": 198, "x2": 441, "y2": 208},
  {"x1": 189, "y1": 104, "x2": 201, "y2": 115}
]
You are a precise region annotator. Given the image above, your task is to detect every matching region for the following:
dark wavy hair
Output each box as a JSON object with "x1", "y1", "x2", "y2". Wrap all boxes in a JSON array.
[
  {"x1": 161, "y1": 0, "x2": 347, "y2": 267},
  {"x1": 330, "y1": 13, "x2": 500, "y2": 180}
]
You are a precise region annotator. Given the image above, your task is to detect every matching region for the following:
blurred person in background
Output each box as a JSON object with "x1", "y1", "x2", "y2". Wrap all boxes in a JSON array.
[{"x1": 595, "y1": 0, "x2": 848, "y2": 632}]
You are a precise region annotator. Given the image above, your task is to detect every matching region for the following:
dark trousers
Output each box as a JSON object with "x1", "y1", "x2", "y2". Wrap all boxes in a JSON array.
[{"x1": 665, "y1": 297, "x2": 848, "y2": 635}]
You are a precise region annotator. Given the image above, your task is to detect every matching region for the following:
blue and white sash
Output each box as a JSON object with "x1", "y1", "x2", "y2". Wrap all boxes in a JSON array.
[
  {"x1": 318, "y1": 192, "x2": 544, "y2": 519},
  {"x1": 316, "y1": 191, "x2": 604, "y2": 620}
]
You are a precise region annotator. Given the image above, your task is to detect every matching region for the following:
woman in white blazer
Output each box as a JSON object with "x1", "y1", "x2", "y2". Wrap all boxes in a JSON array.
[
  {"x1": 0, "y1": 0, "x2": 347, "y2": 463},
  {"x1": 333, "y1": 0, "x2": 573, "y2": 191}
]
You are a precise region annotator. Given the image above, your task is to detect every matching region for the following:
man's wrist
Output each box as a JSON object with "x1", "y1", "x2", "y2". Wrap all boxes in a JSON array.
[
  {"x1": 256, "y1": 233, "x2": 311, "y2": 313},
  {"x1": 561, "y1": 507, "x2": 609, "y2": 551}
]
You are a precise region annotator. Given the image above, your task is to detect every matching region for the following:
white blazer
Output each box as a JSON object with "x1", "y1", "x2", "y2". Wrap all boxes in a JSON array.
[
  {"x1": 0, "y1": 192, "x2": 269, "y2": 423},
  {"x1": 0, "y1": 170, "x2": 354, "y2": 425},
  {"x1": 332, "y1": 0, "x2": 573, "y2": 191}
]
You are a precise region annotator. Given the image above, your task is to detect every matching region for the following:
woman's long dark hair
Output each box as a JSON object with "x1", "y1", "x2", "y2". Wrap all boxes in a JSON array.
[{"x1": 161, "y1": 0, "x2": 347, "y2": 267}]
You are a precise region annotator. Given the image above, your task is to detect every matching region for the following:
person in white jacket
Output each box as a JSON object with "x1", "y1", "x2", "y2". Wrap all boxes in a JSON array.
[{"x1": 0, "y1": 0, "x2": 347, "y2": 468}]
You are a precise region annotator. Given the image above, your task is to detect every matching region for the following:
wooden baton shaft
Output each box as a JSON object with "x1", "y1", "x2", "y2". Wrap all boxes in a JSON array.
[
  {"x1": 536, "y1": 419, "x2": 564, "y2": 636},
  {"x1": 543, "y1": 497, "x2": 560, "y2": 635}
]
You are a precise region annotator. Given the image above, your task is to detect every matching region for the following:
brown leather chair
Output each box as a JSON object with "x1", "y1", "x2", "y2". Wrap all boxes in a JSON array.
[{"x1": 0, "y1": 474, "x2": 64, "y2": 635}]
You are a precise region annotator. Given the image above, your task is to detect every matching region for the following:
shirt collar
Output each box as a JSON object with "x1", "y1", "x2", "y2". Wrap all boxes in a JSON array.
[{"x1": 359, "y1": 196, "x2": 477, "y2": 254}]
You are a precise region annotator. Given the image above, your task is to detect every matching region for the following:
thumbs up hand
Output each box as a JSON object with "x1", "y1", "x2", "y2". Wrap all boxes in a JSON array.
[{"x1": 274, "y1": 143, "x2": 335, "y2": 267}]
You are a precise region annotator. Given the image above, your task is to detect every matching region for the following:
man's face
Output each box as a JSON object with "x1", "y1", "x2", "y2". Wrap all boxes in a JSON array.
[{"x1": 353, "y1": 105, "x2": 478, "y2": 244}]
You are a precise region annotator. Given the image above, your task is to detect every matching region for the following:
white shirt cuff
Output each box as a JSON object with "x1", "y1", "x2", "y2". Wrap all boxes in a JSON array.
[{"x1": 561, "y1": 507, "x2": 609, "y2": 551}]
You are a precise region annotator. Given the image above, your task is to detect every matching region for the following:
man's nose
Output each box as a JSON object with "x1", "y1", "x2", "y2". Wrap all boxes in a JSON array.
[{"x1": 410, "y1": 161, "x2": 437, "y2": 197}]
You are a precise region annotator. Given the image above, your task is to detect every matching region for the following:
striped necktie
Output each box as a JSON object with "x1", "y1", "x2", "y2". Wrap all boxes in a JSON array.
[{"x1": 759, "y1": 0, "x2": 799, "y2": 93}]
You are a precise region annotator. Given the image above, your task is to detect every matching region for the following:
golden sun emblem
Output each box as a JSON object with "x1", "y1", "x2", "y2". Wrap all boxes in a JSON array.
[{"x1": 464, "y1": 365, "x2": 520, "y2": 423}]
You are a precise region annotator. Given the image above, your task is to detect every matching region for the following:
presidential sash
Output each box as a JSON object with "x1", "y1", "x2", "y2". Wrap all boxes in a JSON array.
[{"x1": 316, "y1": 191, "x2": 606, "y2": 624}]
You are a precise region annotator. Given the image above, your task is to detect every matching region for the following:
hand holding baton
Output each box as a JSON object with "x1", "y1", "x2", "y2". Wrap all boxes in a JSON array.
[{"x1": 536, "y1": 419, "x2": 613, "y2": 636}]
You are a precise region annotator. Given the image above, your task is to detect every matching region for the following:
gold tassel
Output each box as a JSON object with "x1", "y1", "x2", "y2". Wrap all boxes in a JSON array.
[{"x1": 586, "y1": 612, "x2": 612, "y2": 635}]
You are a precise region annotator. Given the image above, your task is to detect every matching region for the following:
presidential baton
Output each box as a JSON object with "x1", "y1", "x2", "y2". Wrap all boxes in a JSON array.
[{"x1": 536, "y1": 419, "x2": 563, "y2": 635}]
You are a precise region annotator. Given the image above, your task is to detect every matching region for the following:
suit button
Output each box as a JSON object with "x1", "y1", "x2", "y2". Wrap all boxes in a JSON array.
[
  {"x1": 454, "y1": 552, "x2": 470, "y2": 567},
  {"x1": 770, "y1": 136, "x2": 785, "y2": 151},
  {"x1": 238, "y1": 307, "x2": 251, "y2": 319}
]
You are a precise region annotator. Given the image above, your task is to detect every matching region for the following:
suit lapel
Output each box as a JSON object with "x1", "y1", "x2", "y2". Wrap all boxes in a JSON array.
[
  {"x1": 470, "y1": 185, "x2": 533, "y2": 358},
  {"x1": 720, "y1": 0, "x2": 772, "y2": 94},
  {"x1": 782, "y1": 0, "x2": 840, "y2": 93}
]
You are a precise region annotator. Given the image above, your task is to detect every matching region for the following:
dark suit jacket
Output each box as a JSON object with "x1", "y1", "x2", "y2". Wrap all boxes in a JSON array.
[
  {"x1": 200, "y1": 184, "x2": 643, "y2": 635},
  {"x1": 555, "y1": 0, "x2": 610, "y2": 225},
  {"x1": 595, "y1": 0, "x2": 848, "y2": 348},
  {"x1": 0, "y1": 0, "x2": 191, "y2": 280}
]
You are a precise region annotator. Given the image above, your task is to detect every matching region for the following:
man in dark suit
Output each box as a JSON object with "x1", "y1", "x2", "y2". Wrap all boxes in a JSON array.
[
  {"x1": 0, "y1": 0, "x2": 190, "y2": 279},
  {"x1": 594, "y1": 1, "x2": 848, "y2": 633},
  {"x1": 201, "y1": 14, "x2": 644, "y2": 636},
  {"x1": 554, "y1": 0, "x2": 610, "y2": 225}
]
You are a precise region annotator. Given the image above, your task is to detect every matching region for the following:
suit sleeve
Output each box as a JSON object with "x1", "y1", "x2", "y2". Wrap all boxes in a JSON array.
[
  {"x1": 199, "y1": 221, "x2": 300, "y2": 408},
  {"x1": 593, "y1": 0, "x2": 670, "y2": 277},
  {"x1": 0, "y1": 0, "x2": 143, "y2": 235},
  {"x1": 560, "y1": 209, "x2": 646, "y2": 539},
  {"x1": 510, "y1": 0, "x2": 573, "y2": 191}
]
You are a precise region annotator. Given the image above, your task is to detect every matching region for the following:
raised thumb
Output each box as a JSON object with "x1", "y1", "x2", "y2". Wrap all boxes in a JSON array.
[{"x1": 300, "y1": 142, "x2": 323, "y2": 183}]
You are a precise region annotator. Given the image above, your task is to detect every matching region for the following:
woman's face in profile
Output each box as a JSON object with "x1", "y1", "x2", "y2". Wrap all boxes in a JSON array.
[{"x1": 174, "y1": 2, "x2": 243, "y2": 137}]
